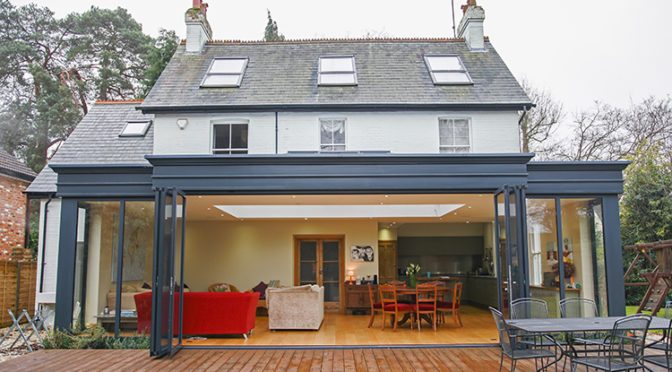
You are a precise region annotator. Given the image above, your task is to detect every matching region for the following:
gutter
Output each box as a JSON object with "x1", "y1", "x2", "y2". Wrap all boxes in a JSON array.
[{"x1": 275, "y1": 112, "x2": 279, "y2": 154}]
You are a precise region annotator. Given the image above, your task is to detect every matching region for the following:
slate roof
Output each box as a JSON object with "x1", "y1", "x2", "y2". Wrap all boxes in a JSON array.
[
  {"x1": 0, "y1": 149, "x2": 36, "y2": 181},
  {"x1": 141, "y1": 39, "x2": 531, "y2": 111},
  {"x1": 24, "y1": 166, "x2": 57, "y2": 194},
  {"x1": 48, "y1": 102, "x2": 154, "y2": 166}
]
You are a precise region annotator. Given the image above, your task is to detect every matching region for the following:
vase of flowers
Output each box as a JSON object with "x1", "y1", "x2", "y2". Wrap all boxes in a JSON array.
[{"x1": 406, "y1": 263, "x2": 421, "y2": 288}]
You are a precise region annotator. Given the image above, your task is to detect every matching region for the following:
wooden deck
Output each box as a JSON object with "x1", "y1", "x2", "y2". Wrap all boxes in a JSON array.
[
  {"x1": 3, "y1": 347, "x2": 669, "y2": 371},
  {"x1": 0, "y1": 347, "x2": 546, "y2": 371}
]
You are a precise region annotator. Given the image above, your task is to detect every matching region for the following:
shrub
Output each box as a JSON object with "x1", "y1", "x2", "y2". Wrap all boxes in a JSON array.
[{"x1": 43, "y1": 327, "x2": 149, "y2": 349}]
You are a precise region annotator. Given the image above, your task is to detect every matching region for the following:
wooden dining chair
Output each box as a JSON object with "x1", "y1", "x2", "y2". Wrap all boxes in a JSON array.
[
  {"x1": 379, "y1": 284, "x2": 415, "y2": 331},
  {"x1": 416, "y1": 283, "x2": 438, "y2": 331},
  {"x1": 437, "y1": 282, "x2": 463, "y2": 327},
  {"x1": 367, "y1": 283, "x2": 382, "y2": 328}
]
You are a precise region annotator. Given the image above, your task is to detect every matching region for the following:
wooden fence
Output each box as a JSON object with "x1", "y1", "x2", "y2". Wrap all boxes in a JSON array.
[{"x1": 0, "y1": 260, "x2": 36, "y2": 327}]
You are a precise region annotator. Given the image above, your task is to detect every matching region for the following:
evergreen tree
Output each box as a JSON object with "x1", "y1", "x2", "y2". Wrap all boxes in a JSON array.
[{"x1": 264, "y1": 10, "x2": 285, "y2": 41}]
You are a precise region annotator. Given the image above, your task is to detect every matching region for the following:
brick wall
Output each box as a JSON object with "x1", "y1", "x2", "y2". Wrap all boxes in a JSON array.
[{"x1": 0, "y1": 174, "x2": 30, "y2": 258}]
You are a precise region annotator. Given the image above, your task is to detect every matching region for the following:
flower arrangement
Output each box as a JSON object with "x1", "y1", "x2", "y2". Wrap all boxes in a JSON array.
[{"x1": 405, "y1": 263, "x2": 421, "y2": 276}]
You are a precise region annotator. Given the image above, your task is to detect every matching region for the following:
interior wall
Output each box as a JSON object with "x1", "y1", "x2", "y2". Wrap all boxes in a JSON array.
[
  {"x1": 397, "y1": 223, "x2": 486, "y2": 237},
  {"x1": 184, "y1": 220, "x2": 378, "y2": 292}
]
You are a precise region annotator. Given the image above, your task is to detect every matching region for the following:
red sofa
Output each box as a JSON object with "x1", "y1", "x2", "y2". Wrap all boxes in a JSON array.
[{"x1": 134, "y1": 291, "x2": 259, "y2": 337}]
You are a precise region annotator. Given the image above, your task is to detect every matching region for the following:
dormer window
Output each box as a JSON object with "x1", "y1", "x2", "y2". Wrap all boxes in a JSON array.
[
  {"x1": 424, "y1": 55, "x2": 472, "y2": 85},
  {"x1": 201, "y1": 58, "x2": 248, "y2": 87},
  {"x1": 318, "y1": 56, "x2": 357, "y2": 86},
  {"x1": 119, "y1": 120, "x2": 151, "y2": 137}
]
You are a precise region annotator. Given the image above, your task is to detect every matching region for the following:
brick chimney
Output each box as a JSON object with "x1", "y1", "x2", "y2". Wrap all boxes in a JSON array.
[
  {"x1": 185, "y1": 0, "x2": 212, "y2": 54},
  {"x1": 457, "y1": 0, "x2": 486, "y2": 51}
]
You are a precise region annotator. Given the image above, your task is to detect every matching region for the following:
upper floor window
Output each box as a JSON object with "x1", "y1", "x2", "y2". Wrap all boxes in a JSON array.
[
  {"x1": 119, "y1": 120, "x2": 151, "y2": 137},
  {"x1": 439, "y1": 118, "x2": 470, "y2": 153},
  {"x1": 320, "y1": 119, "x2": 346, "y2": 151},
  {"x1": 318, "y1": 56, "x2": 357, "y2": 86},
  {"x1": 201, "y1": 58, "x2": 248, "y2": 87},
  {"x1": 424, "y1": 55, "x2": 472, "y2": 85},
  {"x1": 212, "y1": 122, "x2": 248, "y2": 154}
]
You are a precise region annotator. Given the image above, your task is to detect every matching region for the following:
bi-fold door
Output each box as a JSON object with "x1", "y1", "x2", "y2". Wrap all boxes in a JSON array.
[
  {"x1": 151, "y1": 188, "x2": 186, "y2": 357},
  {"x1": 495, "y1": 185, "x2": 529, "y2": 317}
]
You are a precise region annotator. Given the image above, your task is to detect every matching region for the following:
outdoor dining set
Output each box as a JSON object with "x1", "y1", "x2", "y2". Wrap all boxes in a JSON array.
[
  {"x1": 491, "y1": 297, "x2": 672, "y2": 371},
  {"x1": 366, "y1": 280, "x2": 463, "y2": 332}
]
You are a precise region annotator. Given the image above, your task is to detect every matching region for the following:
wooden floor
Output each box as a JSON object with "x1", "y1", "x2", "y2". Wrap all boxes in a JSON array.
[
  {"x1": 183, "y1": 305, "x2": 499, "y2": 346},
  {"x1": 0, "y1": 347, "x2": 559, "y2": 371}
]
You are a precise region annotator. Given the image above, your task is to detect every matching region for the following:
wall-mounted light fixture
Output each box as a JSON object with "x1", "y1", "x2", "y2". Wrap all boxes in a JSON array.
[{"x1": 176, "y1": 118, "x2": 189, "y2": 130}]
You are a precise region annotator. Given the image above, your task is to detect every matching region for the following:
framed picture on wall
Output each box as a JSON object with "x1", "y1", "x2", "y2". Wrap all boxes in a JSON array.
[{"x1": 351, "y1": 245, "x2": 374, "y2": 262}]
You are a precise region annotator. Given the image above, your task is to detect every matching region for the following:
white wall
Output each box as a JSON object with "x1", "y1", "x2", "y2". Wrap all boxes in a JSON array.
[
  {"x1": 183, "y1": 220, "x2": 378, "y2": 292},
  {"x1": 153, "y1": 111, "x2": 521, "y2": 155},
  {"x1": 36, "y1": 198, "x2": 61, "y2": 308}
]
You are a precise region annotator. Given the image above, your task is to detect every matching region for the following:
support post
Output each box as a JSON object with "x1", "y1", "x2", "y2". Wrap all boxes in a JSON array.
[
  {"x1": 54, "y1": 199, "x2": 78, "y2": 330},
  {"x1": 603, "y1": 195, "x2": 626, "y2": 316}
]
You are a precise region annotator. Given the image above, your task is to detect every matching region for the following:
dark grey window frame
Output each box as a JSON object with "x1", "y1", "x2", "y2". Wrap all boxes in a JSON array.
[
  {"x1": 200, "y1": 57, "x2": 249, "y2": 88},
  {"x1": 119, "y1": 120, "x2": 152, "y2": 137},
  {"x1": 423, "y1": 54, "x2": 473, "y2": 85},
  {"x1": 318, "y1": 55, "x2": 358, "y2": 86}
]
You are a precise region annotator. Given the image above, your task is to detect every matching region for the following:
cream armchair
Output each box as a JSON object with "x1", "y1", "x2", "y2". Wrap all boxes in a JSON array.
[{"x1": 266, "y1": 285, "x2": 324, "y2": 330}]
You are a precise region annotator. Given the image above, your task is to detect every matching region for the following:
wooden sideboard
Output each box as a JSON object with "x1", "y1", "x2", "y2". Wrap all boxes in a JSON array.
[{"x1": 344, "y1": 284, "x2": 377, "y2": 314}]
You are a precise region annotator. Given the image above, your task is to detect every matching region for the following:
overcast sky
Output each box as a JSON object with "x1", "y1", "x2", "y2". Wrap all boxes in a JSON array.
[{"x1": 13, "y1": 0, "x2": 672, "y2": 122}]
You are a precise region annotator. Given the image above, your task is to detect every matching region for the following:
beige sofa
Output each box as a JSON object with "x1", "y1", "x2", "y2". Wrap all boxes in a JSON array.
[
  {"x1": 266, "y1": 285, "x2": 324, "y2": 330},
  {"x1": 107, "y1": 283, "x2": 152, "y2": 312}
]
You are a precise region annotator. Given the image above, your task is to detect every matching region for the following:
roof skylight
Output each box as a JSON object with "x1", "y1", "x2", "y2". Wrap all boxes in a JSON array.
[
  {"x1": 318, "y1": 56, "x2": 357, "y2": 86},
  {"x1": 424, "y1": 55, "x2": 472, "y2": 85},
  {"x1": 119, "y1": 120, "x2": 151, "y2": 137},
  {"x1": 201, "y1": 57, "x2": 248, "y2": 87}
]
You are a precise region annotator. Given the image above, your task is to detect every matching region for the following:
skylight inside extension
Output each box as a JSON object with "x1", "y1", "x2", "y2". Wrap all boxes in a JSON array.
[
  {"x1": 424, "y1": 55, "x2": 472, "y2": 85},
  {"x1": 201, "y1": 57, "x2": 248, "y2": 87},
  {"x1": 318, "y1": 56, "x2": 357, "y2": 86},
  {"x1": 119, "y1": 120, "x2": 151, "y2": 137}
]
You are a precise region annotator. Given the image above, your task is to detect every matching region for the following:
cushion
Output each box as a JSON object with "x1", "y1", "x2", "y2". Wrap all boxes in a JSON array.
[
  {"x1": 252, "y1": 281, "x2": 269, "y2": 300},
  {"x1": 372, "y1": 302, "x2": 382, "y2": 309},
  {"x1": 212, "y1": 283, "x2": 231, "y2": 292},
  {"x1": 437, "y1": 301, "x2": 459, "y2": 309},
  {"x1": 418, "y1": 304, "x2": 437, "y2": 311},
  {"x1": 141, "y1": 282, "x2": 152, "y2": 289},
  {"x1": 383, "y1": 303, "x2": 415, "y2": 312}
]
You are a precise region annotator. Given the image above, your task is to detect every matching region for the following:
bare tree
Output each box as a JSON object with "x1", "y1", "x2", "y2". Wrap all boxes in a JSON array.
[
  {"x1": 550, "y1": 96, "x2": 672, "y2": 161},
  {"x1": 519, "y1": 80, "x2": 564, "y2": 156}
]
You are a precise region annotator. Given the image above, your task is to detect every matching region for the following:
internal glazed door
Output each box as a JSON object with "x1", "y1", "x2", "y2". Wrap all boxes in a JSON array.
[
  {"x1": 495, "y1": 185, "x2": 528, "y2": 317},
  {"x1": 295, "y1": 236, "x2": 344, "y2": 311}
]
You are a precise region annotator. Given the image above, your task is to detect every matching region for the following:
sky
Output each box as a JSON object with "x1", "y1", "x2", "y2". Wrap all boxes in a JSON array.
[{"x1": 13, "y1": 0, "x2": 672, "y2": 122}]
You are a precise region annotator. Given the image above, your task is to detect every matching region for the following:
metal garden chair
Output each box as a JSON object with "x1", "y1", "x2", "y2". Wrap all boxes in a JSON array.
[
  {"x1": 560, "y1": 298, "x2": 609, "y2": 347},
  {"x1": 569, "y1": 314, "x2": 652, "y2": 372},
  {"x1": 511, "y1": 297, "x2": 549, "y2": 319},
  {"x1": 643, "y1": 316, "x2": 672, "y2": 370},
  {"x1": 490, "y1": 307, "x2": 561, "y2": 372}
]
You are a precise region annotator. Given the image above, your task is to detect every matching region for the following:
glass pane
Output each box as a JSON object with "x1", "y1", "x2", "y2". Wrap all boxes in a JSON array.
[
  {"x1": 320, "y1": 144, "x2": 346, "y2": 152},
  {"x1": 323, "y1": 262, "x2": 340, "y2": 282},
  {"x1": 320, "y1": 57, "x2": 354, "y2": 72},
  {"x1": 323, "y1": 241, "x2": 340, "y2": 261},
  {"x1": 508, "y1": 192, "x2": 521, "y2": 301},
  {"x1": 319, "y1": 73, "x2": 356, "y2": 85},
  {"x1": 324, "y1": 282, "x2": 340, "y2": 302},
  {"x1": 213, "y1": 124, "x2": 230, "y2": 150},
  {"x1": 426, "y1": 56, "x2": 462, "y2": 71},
  {"x1": 210, "y1": 58, "x2": 246, "y2": 73},
  {"x1": 300, "y1": 262, "x2": 316, "y2": 283},
  {"x1": 300, "y1": 241, "x2": 317, "y2": 260},
  {"x1": 74, "y1": 201, "x2": 122, "y2": 330},
  {"x1": 454, "y1": 136, "x2": 470, "y2": 146},
  {"x1": 440, "y1": 146, "x2": 469, "y2": 153},
  {"x1": 230, "y1": 124, "x2": 248, "y2": 149},
  {"x1": 202, "y1": 74, "x2": 241, "y2": 87},
  {"x1": 526, "y1": 199, "x2": 561, "y2": 317},
  {"x1": 159, "y1": 192, "x2": 173, "y2": 350},
  {"x1": 433, "y1": 72, "x2": 470, "y2": 84},
  {"x1": 496, "y1": 192, "x2": 509, "y2": 316},
  {"x1": 560, "y1": 198, "x2": 608, "y2": 316}
]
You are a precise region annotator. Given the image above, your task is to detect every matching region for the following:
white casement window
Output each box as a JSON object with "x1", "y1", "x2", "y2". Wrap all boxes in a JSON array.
[
  {"x1": 439, "y1": 118, "x2": 471, "y2": 153},
  {"x1": 212, "y1": 122, "x2": 248, "y2": 154},
  {"x1": 424, "y1": 55, "x2": 472, "y2": 85},
  {"x1": 318, "y1": 56, "x2": 357, "y2": 86},
  {"x1": 320, "y1": 119, "x2": 346, "y2": 151},
  {"x1": 201, "y1": 58, "x2": 248, "y2": 87}
]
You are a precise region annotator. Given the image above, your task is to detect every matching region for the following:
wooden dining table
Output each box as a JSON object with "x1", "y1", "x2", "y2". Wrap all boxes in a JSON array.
[{"x1": 392, "y1": 286, "x2": 455, "y2": 328}]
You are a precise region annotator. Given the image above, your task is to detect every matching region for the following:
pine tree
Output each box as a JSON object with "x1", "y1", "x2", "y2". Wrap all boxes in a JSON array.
[{"x1": 264, "y1": 10, "x2": 285, "y2": 42}]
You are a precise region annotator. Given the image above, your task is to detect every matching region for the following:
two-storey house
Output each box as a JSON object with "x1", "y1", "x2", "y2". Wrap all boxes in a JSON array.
[{"x1": 27, "y1": 1, "x2": 628, "y2": 356}]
